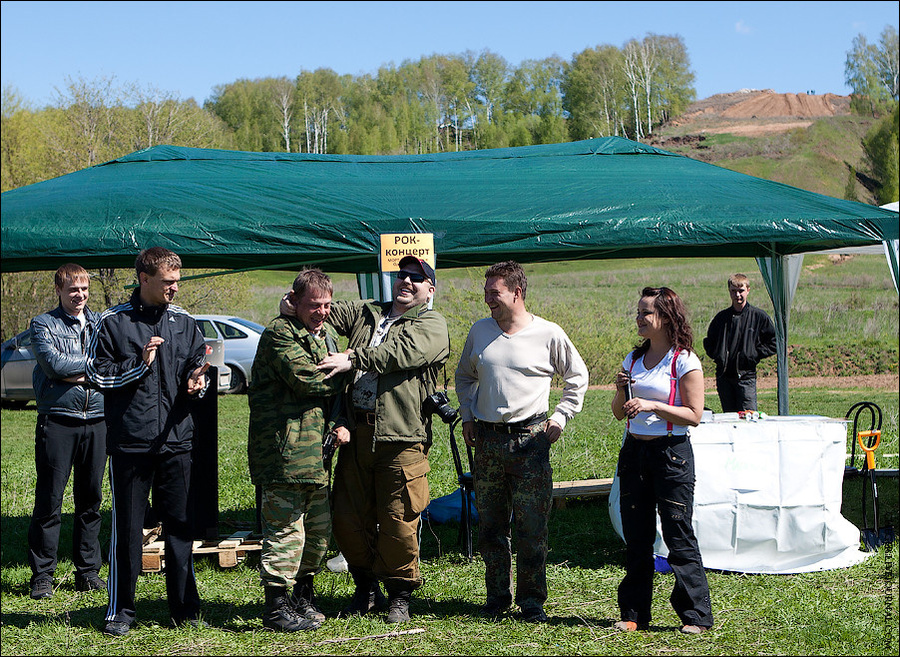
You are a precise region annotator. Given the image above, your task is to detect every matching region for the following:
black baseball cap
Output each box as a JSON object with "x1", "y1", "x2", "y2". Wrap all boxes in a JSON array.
[{"x1": 398, "y1": 255, "x2": 436, "y2": 283}]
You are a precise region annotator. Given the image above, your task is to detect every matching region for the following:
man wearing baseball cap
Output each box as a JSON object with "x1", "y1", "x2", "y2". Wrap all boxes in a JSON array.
[{"x1": 283, "y1": 255, "x2": 449, "y2": 623}]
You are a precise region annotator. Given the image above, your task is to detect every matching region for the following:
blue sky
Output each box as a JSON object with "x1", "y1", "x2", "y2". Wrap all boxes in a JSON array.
[{"x1": 1, "y1": 1, "x2": 897, "y2": 107}]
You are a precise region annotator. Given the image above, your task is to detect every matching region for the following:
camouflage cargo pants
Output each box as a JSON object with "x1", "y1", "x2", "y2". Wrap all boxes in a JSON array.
[
  {"x1": 259, "y1": 482, "x2": 331, "y2": 588},
  {"x1": 473, "y1": 420, "x2": 553, "y2": 610}
]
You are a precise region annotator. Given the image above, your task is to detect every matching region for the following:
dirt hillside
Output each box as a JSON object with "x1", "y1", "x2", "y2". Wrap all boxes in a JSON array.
[{"x1": 665, "y1": 89, "x2": 852, "y2": 137}]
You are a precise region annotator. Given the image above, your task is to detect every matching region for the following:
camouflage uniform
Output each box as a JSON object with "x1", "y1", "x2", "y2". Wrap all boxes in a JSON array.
[
  {"x1": 248, "y1": 315, "x2": 346, "y2": 588},
  {"x1": 473, "y1": 420, "x2": 553, "y2": 611}
]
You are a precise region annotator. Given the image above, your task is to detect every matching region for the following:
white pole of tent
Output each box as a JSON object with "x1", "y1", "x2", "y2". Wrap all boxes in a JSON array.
[
  {"x1": 879, "y1": 202, "x2": 899, "y2": 295},
  {"x1": 756, "y1": 253, "x2": 804, "y2": 416},
  {"x1": 884, "y1": 239, "x2": 899, "y2": 295}
]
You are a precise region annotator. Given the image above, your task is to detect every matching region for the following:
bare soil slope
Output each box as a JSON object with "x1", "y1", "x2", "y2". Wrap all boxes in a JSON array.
[{"x1": 665, "y1": 89, "x2": 852, "y2": 137}]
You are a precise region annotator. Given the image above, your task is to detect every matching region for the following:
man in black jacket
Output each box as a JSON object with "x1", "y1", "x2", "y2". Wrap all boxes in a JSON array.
[
  {"x1": 87, "y1": 247, "x2": 209, "y2": 637},
  {"x1": 703, "y1": 273, "x2": 777, "y2": 412},
  {"x1": 28, "y1": 263, "x2": 106, "y2": 600}
]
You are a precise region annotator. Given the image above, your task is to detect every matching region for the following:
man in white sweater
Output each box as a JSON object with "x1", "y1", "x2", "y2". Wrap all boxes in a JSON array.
[{"x1": 455, "y1": 260, "x2": 588, "y2": 623}]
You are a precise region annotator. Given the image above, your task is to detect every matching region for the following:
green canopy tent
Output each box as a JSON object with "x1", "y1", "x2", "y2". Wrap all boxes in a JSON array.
[{"x1": 2, "y1": 137, "x2": 897, "y2": 412}]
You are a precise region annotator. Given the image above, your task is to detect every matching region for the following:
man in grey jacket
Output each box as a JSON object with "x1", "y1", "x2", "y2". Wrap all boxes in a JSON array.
[{"x1": 28, "y1": 263, "x2": 106, "y2": 600}]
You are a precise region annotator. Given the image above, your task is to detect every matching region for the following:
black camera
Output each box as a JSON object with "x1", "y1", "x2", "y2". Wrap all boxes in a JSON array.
[
  {"x1": 322, "y1": 429, "x2": 338, "y2": 470},
  {"x1": 423, "y1": 391, "x2": 458, "y2": 424}
]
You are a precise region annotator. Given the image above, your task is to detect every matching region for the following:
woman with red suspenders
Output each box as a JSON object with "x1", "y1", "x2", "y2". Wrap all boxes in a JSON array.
[{"x1": 611, "y1": 286, "x2": 713, "y2": 635}]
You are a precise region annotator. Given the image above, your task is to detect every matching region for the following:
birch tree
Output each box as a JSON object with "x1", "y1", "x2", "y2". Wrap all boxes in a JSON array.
[
  {"x1": 273, "y1": 77, "x2": 295, "y2": 152},
  {"x1": 845, "y1": 27, "x2": 898, "y2": 116},
  {"x1": 563, "y1": 45, "x2": 626, "y2": 139},
  {"x1": 296, "y1": 68, "x2": 343, "y2": 154},
  {"x1": 636, "y1": 36, "x2": 659, "y2": 134},
  {"x1": 875, "y1": 25, "x2": 899, "y2": 100},
  {"x1": 649, "y1": 34, "x2": 695, "y2": 125},
  {"x1": 51, "y1": 75, "x2": 124, "y2": 170},
  {"x1": 622, "y1": 40, "x2": 643, "y2": 139},
  {"x1": 472, "y1": 49, "x2": 508, "y2": 125}
]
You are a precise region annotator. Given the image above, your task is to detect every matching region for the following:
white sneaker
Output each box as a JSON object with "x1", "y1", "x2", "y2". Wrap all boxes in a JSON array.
[{"x1": 326, "y1": 552, "x2": 348, "y2": 573}]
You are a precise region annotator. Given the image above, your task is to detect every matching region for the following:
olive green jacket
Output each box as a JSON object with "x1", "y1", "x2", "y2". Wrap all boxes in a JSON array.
[
  {"x1": 329, "y1": 300, "x2": 450, "y2": 443},
  {"x1": 247, "y1": 315, "x2": 346, "y2": 486}
]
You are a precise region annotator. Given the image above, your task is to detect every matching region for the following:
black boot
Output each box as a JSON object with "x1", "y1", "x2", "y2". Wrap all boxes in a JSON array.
[
  {"x1": 291, "y1": 574, "x2": 325, "y2": 623},
  {"x1": 384, "y1": 581, "x2": 412, "y2": 624},
  {"x1": 344, "y1": 566, "x2": 386, "y2": 615},
  {"x1": 263, "y1": 586, "x2": 321, "y2": 632}
]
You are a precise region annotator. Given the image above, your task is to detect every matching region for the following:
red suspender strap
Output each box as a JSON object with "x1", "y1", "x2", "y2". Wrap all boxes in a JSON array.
[
  {"x1": 627, "y1": 353, "x2": 636, "y2": 432},
  {"x1": 667, "y1": 350, "x2": 680, "y2": 434}
]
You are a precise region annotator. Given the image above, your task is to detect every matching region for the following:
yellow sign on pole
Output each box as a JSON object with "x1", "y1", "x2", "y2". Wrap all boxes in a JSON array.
[{"x1": 379, "y1": 233, "x2": 435, "y2": 272}]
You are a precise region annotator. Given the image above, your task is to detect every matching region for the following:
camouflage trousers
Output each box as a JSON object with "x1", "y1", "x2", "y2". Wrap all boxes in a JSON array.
[
  {"x1": 259, "y1": 482, "x2": 331, "y2": 588},
  {"x1": 473, "y1": 420, "x2": 553, "y2": 610}
]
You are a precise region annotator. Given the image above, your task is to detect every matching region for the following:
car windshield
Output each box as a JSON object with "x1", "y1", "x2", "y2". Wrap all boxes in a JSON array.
[{"x1": 229, "y1": 317, "x2": 265, "y2": 333}]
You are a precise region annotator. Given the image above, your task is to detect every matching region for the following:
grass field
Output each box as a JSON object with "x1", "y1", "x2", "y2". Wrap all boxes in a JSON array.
[
  {"x1": 1, "y1": 385, "x2": 898, "y2": 656},
  {"x1": 220, "y1": 253, "x2": 898, "y2": 385},
  {"x1": 655, "y1": 115, "x2": 880, "y2": 204}
]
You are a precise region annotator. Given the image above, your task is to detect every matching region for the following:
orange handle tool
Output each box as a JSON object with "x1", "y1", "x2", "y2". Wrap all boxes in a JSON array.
[{"x1": 857, "y1": 430, "x2": 882, "y2": 471}]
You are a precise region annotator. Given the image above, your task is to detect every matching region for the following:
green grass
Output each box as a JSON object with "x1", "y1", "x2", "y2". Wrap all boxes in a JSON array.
[
  {"x1": 2, "y1": 386, "x2": 898, "y2": 655},
  {"x1": 655, "y1": 115, "x2": 878, "y2": 202}
]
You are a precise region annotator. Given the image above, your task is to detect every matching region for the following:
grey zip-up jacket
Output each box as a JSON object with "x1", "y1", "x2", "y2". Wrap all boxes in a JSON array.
[{"x1": 31, "y1": 304, "x2": 104, "y2": 420}]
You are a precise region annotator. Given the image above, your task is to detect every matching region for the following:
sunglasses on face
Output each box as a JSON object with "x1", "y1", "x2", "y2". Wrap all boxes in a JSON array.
[{"x1": 393, "y1": 270, "x2": 429, "y2": 284}]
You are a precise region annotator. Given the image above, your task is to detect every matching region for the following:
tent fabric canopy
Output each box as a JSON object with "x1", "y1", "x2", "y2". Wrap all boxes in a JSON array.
[{"x1": 2, "y1": 137, "x2": 897, "y2": 273}]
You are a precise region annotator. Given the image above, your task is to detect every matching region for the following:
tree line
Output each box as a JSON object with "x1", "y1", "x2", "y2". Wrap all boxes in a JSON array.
[
  {"x1": 207, "y1": 35, "x2": 697, "y2": 156},
  {"x1": 4, "y1": 27, "x2": 897, "y2": 194},
  {"x1": 2, "y1": 34, "x2": 696, "y2": 191},
  {"x1": 2, "y1": 28, "x2": 898, "y2": 340}
]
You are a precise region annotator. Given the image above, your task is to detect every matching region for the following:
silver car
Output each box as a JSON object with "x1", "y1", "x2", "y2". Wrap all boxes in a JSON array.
[
  {"x1": 0, "y1": 327, "x2": 231, "y2": 405},
  {"x1": 0, "y1": 329, "x2": 34, "y2": 408},
  {"x1": 193, "y1": 315, "x2": 265, "y2": 394}
]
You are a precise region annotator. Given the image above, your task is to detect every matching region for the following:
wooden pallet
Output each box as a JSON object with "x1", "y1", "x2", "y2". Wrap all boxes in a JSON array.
[
  {"x1": 551, "y1": 477, "x2": 613, "y2": 509},
  {"x1": 141, "y1": 530, "x2": 263, "y2": 573}
]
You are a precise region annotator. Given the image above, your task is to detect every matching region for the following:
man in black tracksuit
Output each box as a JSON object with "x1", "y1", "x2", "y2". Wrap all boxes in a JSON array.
[
  {"x1": 703, "y1": 273, "x2": 777, "y2": 412},
  {"x1": 28, "y1": 263, "x2": 106, "y2": 599},
  {"x1": 87, "y1": 247, "x2": 209, "y2": 637}
]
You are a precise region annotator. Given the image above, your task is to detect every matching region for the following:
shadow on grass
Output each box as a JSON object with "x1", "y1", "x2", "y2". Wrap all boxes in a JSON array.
[
  {"x1": 0, "y1": 593, "x2": 624, "y2": 634},
  {"x1": 0, "y1": 510, "x2": 115, "y2": 569},
  {"x1": 1, "y1": 603, "x2": 111, "y2": 631},
  {"x1": 419, "y1": 497, "x2": 626, "y2": 569}
]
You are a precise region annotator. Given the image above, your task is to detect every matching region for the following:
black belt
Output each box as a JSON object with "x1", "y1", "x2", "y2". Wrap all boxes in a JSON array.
[
  {"x1": 354, "y1": 410, "x2": 377, "y2": 426},
  {"x1": 476, "y1": 413, "x2": 547, "y2": 434}
]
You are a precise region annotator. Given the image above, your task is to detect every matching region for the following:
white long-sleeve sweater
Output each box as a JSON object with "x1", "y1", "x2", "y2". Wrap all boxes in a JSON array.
[{"x1": 455, "y1": 315, "x2": 589, "y2": 429}]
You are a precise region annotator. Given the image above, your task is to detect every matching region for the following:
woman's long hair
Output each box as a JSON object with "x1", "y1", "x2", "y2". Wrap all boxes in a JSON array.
[{"x1": 633, "y1": 286, "x2": 694, "y2": 358}]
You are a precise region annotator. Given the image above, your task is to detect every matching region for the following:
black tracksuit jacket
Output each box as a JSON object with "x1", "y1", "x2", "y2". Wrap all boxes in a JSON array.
[
  {"x1": 87, "y1": 288, "x2": 207, "y2": 455},
  {"x1": 702, "y1": 303, "x2": 777, "y2": 378}
]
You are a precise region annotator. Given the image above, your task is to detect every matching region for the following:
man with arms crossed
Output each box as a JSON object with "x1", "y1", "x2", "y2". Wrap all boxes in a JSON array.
[
  {"x1": 304, "y1": 255, "x2": 450, "y2": 623},
  {"x1": 28, "y1": 264, "x2": 106, "y2": 599},
  {"x1": 88, "y1": 247, "x2": 209, "y2": 637},
  {"x1": 455, "y1": 260, "x2": 588, "y2": 622},
  {"x1": 249, "y1": 268, "x2": 350, "y2": 632}
]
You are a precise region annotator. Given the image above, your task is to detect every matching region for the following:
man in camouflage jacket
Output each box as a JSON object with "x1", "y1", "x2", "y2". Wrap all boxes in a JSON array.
[{"x1": 248, "y1": 269, "x2": 349, "y2": 632}]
